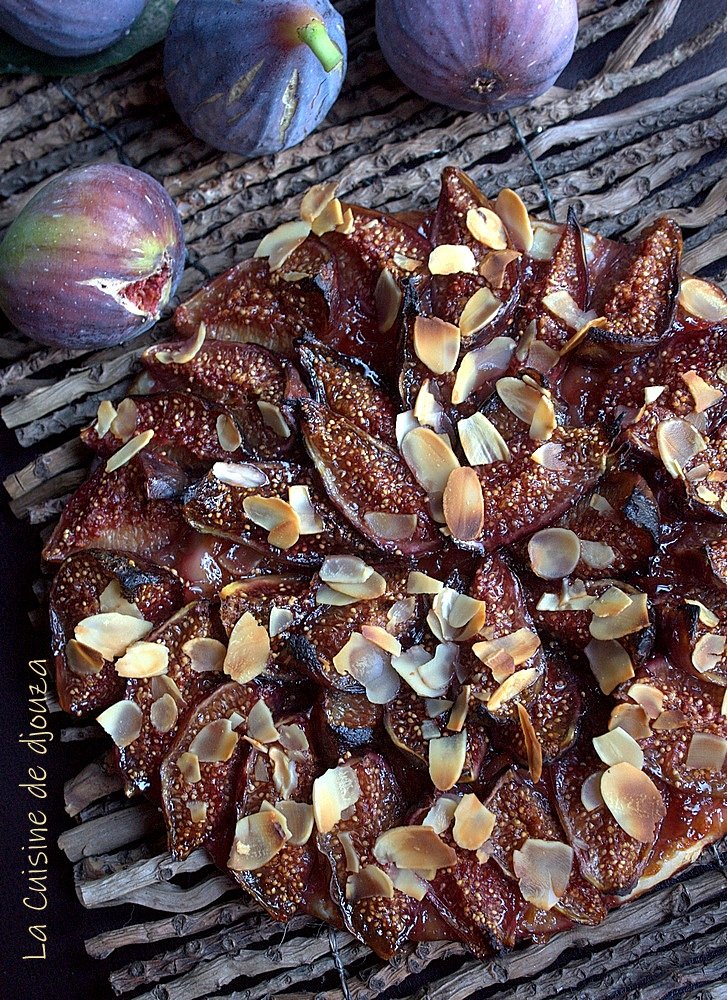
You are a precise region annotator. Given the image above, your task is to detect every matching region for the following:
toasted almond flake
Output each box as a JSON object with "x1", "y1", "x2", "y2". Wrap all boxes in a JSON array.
[
  {"x1": 337, "y1": 831, "x2": 360, "y2": 872},
  {"x1": 425, "y1": 698, "x2": 454, "y2": 718},
  {"x1": 722, "y1": 689, "x2": 727, "y2": 716},
  {"x1": 153, "y1": 676, "x2": 186, "y2": 709},
  {"x1": 487, "y1": 667, "x2": 539, "y2": 713},
  {"x1": 656, "y1": 418, "x2": 707, "y2": 479},
  {"x1": 480, "y1": 247, "x2": 520, "y2": 287},
  {"x1": 313, "y1": 764, "x2": 362, "y2": 834},
  {"x1": 686, "y1": 599, "x2": 720, "y2": 628},
  {"x1": 590, "y1": 493, "x2": 615, "y2": 514},
  {"x1": 457, "y1": 412, "x2": 510, "y2": 466},
  {"x1": 74, "y1": 612, "x2": 152, "y2": 660},
  {"x1": 65, "y1": 639, "x2": 104, "y2": 676},
  {"x1": 267, "y1": 606, "x2": 294, "y2": 638},
  {"x1": 447, "y1": 686, "x2": 470, "y2": 733},
  {"x1": 628, "y1": 683, "x2": 665, "y2": 720},
  {"x1": 517, "y1": 703, "x2": 543, "y2": 783},
  {"x1": 361, "y1": 624, "x2": 402, "y2": 657},
  {"x1": 336, "y1": 206, "x2": 355, "y2": 234},
  {"x1": 183, "y1": 636, "x2": 226, "y2": 673},
  {"x1": 429, "y1": 729, "x2": 468, "y2": 791},
  {"x1": 451, "y1": 336, "x2": 517, "y2": 405},
  {"x1": 110, "y1": 397, "x2": 138, "y2": 442},
  {"x1": 391, "y1": 868, "x2": 428, "y2": 901},
  {"x1": 559, "y1": 314, "x2": 609, "y2": 355},
  {"x1": 407, "y1": 571, "x2": 444, "y2": 595},
  {"x1": 375, "y1": 268, "x2": 403, "y2": 333},
  {"x1": 320, "y1": 555, "x2": 373, "y2": 585},
  {"x1": 311, "y1": 197, "x2": 344, "y2": 236},
  {"x1": 94, "y1": 399, "x2": 117, "y2": 437},
  {"x1": 247, "y1": 699, "x2": 280, "y2": 744},
  {"x1": 696, "y1": 483, "x2": 720, "y2": 504},
  {"x1": 215, "y1": 414, "x2": 242, "y2": 453},
  {"x1": 374, "y1": 825, "x2": 457, "y2": 870},
  {"x1": 156, "y1": 323, "x2": 207, "y2": 365},
  {"x1": 285, "y1": 485, "x2": 323, "y2": 536},
  {"x1": 189, "y1": 719, "x2": 238, "y2": 763},
  {"x1": 458, "y1": 286, "x2": 501, "y2": 338},
  {"x1": 495, "y1": 188, "x2": 533, "y2": 251},
  {"x1": 300, "y1": 180, "x2": 339, "y2": 222},
  {"x1": 254, "y1": 755, "x2": 270, "y2": 782},
  {"x1": 601, "y1": 761, "x2": 665, "y2": 842},
  {"x1": 542, "y1": 290, "x2": 596, "y2": 331},
  {"x1": 243, "y1": 495, "x2": 300, "y2": 549},
  {"x1": 685, "y1": 732, "x2": 727, "y2": 771},
  {"x1": 106, "y1": 428, "x2": 154, "y2": 473},
  {"x1": 513, "y1": 838, "x2": 573, "y2": 911},
  {"x1": 177, "y1": 751, "x2": 202, "y2": 783},
  {"x1": 265, "y1": 801, "x2": 310, "y2": 847},
  {"x1": 401, "y1": 427, "x2": 460, "y2": 509},
  {"x1": 413, "y1": 379, "x2": 446, "y2": 431},
  {"x1": 332, "y1": 632, "x2": 400, "y2": 704},
  {"x1": 449, "y1": 593, "x2": 487, "y2": 631},
  {"x1": 98, "y1": 580, "x2": 143, "y2": 619},
  {"x1": 150, "y1": 693, "x2": 178, "y2": 733},
  {"x1": 529, "y1": 394, "x2": 557, "y2": 441},
  {"x1": 115, "y1": 640, "x2": 169, "y2": 679},
  {"x1": 443, "y1": 467, "x2": 484, "y2": 541},
  {"x1": 363, "y1": 510, "x2": 418, "y2": 541},
  {"x1": 581, "y1": 771, "x2": 605, "y2": 812},
  {"x1": 393, "y1": 251, "x2": 424, "y2": 272},
  {"x1": 580, "y1": 540, "x2": 616, "y2": 569},
  {"x1": 413, "y1": 316, "x2": 461, "y2": 375},
  {"x1": 97, "y1": 699, "x2": 143, "y2": 748},
  {"x1": 212, "y1": 462, "x2": 270, "y2": 488},
  {"x1": 496, "y1": 376, "x2": 545, "y2": 424},
  {"x1": 392, "y1": 642, "x2": 458, "y2": 698},
  {"x1": 528, "y1": 528, "x2": 580, "y2": 580},
  {"x1": 584, "y1": 638, "x2": 634, "y2": 694},
  {"x1": 269, "y1": 746, "x2": 297, "y2": 798},
  {"x1": 254, "y1": 220, "x2": 311, "y2": 271},
  {"x1": 526, "y1": 339, "x2": 561, "y2": 375},
  {"x1": 316, "y1": 584, "x2": 357, "y2": 606},
  {"x1": 593, "y1": 728, "x2": 644, "y2": 769},
  {"x1": 531, "y1": 441, "x2": 568, "y2": 471},
  {"x1": 277, "y1": 724, "x2": 309, "y2": 755},
  {"x1": 422, "y1": 794, "x2": 459, "y2": 835},
  {"x1": 255, "y1": 400, "x2": 291, "y2": 440},
  {"x1": 428, "y1": 244, "x2": 477, "y2": 275},
  {"x1": 678, "y1": 277, "x2": 727, "y2": 321},
  {"x1": 681, "y1": 370, "x2": 724, "y2": 413},
  {"x1": 609, "y1": 703, "x2": 651, "y2": 742},
  {"x1": 589, "y1": 592, "x2": 649, "y2": 640},
  {"x1": 529, "y1": 223, "x2": 561, "y2": 259},
  {"x1": 652, "y1": 709, "x2": 690, "y2": 731},
  {"x1": 466, "y1": 206, "x2": 508, "y2": 249},
  {"x1": 473, "y1": 629, "x2": 541, "y2": 678},
  {"x1": 346, "y1": 865, "x2": 395, "y2": 901},
  {"x1": 224, "y1": 611, "x2": 270, "y2": 684},
  {"x1": 187, "y1": 800, "x2": 208, "y2": 824},
  {"x1": 692, "y1": 633, "x2": 726, "y2": 674},
  {"x1": 228, "y1": 808, "x2": 291, "y2": 871},
  {"x1": 590, "y1": 587, "x2": 633, "y2": 618},
  {"x1": 320, "y1": 562, "x2": 386, "y2": 601},
  {"x1": 451, "y1": 793, "x2": 496, "y2": 851}
]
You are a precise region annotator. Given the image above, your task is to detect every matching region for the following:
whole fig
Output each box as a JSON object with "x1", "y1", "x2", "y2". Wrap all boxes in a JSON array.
[
  {"x1": 376, "y1": 0, "x2": 578, "y2": 112},
  {"x1": 0, "y1": 164, "x2": 185, "y2": 350},
  {"x1": 163, "y1": 0, "x2": 347, "y2": 157},
  {"x1": 0, "y1": 0, "x2": 147, "y2": 57}
]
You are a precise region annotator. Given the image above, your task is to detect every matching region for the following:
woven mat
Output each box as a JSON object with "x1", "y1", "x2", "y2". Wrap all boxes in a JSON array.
[{"x1": 2, "y1": 1, "x2": 727, "y2": 997}]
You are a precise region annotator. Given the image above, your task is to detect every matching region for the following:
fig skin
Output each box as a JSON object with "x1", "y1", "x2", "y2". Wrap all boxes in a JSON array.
[
  {"x1": 163, "y1": 0, "x2": 347, "y2": 156},
  {"x1": 375, "y1": 0, "x2": 578, "y2": 112},
  {"x1": 0, "y1": 164, "x2": 185, "y2": 350},
  {"x1": 0, "y1": 0, "x2": 146, "y2": 57}
]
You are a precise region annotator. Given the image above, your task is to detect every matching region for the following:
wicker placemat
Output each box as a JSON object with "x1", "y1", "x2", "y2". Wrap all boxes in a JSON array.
[{"x1": 2, "y1": 1, "x2": 727, "y2": 997}]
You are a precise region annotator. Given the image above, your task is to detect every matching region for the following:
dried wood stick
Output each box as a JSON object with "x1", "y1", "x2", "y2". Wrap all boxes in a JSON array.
[
  {"x1": 15, "y1": 380, "x2": 132, "y2": 446},
  {"x1": 4, "y1": 437, "x2": 87, "y2": 498},
  {"x1": 0, "y1": 342, "x2": 84, "y2": 396},
  {"x1": 623, "y1": 176, "x2": 727, "y2": 238},
  {"x1": 78, "y1": 848, "x2": 211, "y2": 908},
  {"x1": 60, "y1": 724, "x2": 103, "y2": 742},
  {"x1": 10, "y1": 468, "x2": 86, "y2": 518},
  {"x1": 28, "y1": 496, "x2": 70, "y2": 525},
  {"x1": 683, "y1": 229, "x2": 727, "y2": 274},
  {"x1": 58, "y1": 801, "x2": 162, "y2": 862},
  {"x1": 576, "y1": 0, "x2": 651, "y2": 51},
  {"x1": 602, "y1": 0, "x2": 683, "y2": 75},
  {"x1": 64, "y1": 753, "x2": 124, "y2": 817},
  {"x1": 116, "y1": 874, "x2": 237, "y2": 913}
]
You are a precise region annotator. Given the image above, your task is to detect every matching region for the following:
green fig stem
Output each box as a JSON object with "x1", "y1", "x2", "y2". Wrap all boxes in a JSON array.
[{"x1": 297, "y1": 18, "x2": 343, "y2": 73}]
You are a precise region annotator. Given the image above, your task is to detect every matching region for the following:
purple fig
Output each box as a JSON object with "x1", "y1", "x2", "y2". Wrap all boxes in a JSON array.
[
  {"x1": 0, "y1": 164, "x2": 185, "y2": 349},
  {"x1": 375, "y1": 0, "x2": 578, "y2": 113},
  {"x1": 0, "y1": 0, "x2": 146, "y2": 57},
  {"x1": 163, "y1": 0, "x2": 347, "y2": 156}
]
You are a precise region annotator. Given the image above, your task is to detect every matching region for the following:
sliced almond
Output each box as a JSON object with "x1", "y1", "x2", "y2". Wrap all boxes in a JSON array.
[
  {"x1": 346, "y1": 865, "x2": 395, "y2": 901},
  {"x1": 681, "y1": 370, "x2": 723, "y2": 413},
  {"x1": 495, "y1": 189, "x2": 533, "y2": 252},
  {"x1": 247, "y1": 699, "x2": 280, "y2": 744},
  {"x1": 692, "y1": 633, "x2": 726, "y2": 674},
  {"x1": 451, "y1": 793, "x2": 496, "y2": 851},
  {"x1": 189, "y1": 719, "x2": 238, "y2": 763},
  {"x1": 628, "y1": 683, "x2": 665, "y2": 720},
  {"x1": 407, "y1": 571, "x2": 444, "y2": 595},
  {"x1": 110, "y1": 397, "x2": 138, "y2": 442},
  {"x1": 151, "y1": 674, "x2": 185, "y2": 707},
  {"x1": 374, "y1": 825, "x2": 457, "y2": 870},
  {"x1": 188, "y1": 800, "x2": 208, "y2": 824},
  {"x1": 608, "y1": 703, "x2": 651, "y2": 742},
  {"x1": 312, "y1": 764, "x2": 362, "y2": 834},
  {"x1": 593, "y1": 728, "x2": 644, "y2": 769},
  {"x1": 98, "y1": 580, "x2": 143, "y2": 619},
  {"x1": 678, "y1": 277, "x2": 727, "y2": 321},
  {"x1": 183, "y1": 636, "x2": 226, "y2": 673},
  {"x1": 517, "y1": 703, "x2": 543, "y2": 783},
  {"x1": 529, "y1": 394, "x2": 557, "y2": 441},
  {"x1": 106, "y1": 428, "x2": 154, "y2": 473},
  {"x1": 363, "y1": 511, "x2": 418, "y2": 541},
  {"x1": 375, "y1": 268, "x2": 403, "y2": 333},
  {"x1": 94, "y1": 399, "x2": 117, "y2": 437},
  {"x1": 581, "y1": 771, "x2": 605, "y2": 812},
  {"x1": 528, "y1": 528, "x2": 580, "y2": 580},
  {"x1": 332, "y1": 632, "x2": 400, "y2": 705},
  {"x1": 480, "y1": 248, "x2": 520, "y2": 288},
  {"x1": 150, "y1": 693, "x2": 178, "y2": 733},
  {"x1": 685, "y1": 732, "x2": 727, "y2": 771},
  {"x1": 361, "y1": 624, "x2": 402, "y2": 657},
  {"x1": 413, "y1": 316, "x2": 461, "y2": 375},
  {"x1": 531, "y1": 441, "x2": 568, "y2": 471},
  {"x1": 529, "y1": 223, "x2": 561, "y2": 260},
  {"x1": 443, "y1": 466, "x2": 484, "y2": 541},
  {"x1": 269, "y1": 746, "x2": 297, "y2": 798},
  {"x1": 448, "y1": 594, "x2": 487, "y2": 631},
  {"x1": 257, "y1": 400, "x2": 291, "y2": 439},
  {"x1": 320, "y1": 557, "x2": 386, "y2": 600},
  {"x1": 428, "y1": 729, "x2": 468, "y2": 790},
  {"x1": 65, "y1": 639, "x2": 104, "y2": 676},
  {"x1": 496, "y1": 376, "x2": 544, "y2": 424},
  {"x1": 278, "y1": 723, "x2": 310, "y2": 754},
  {"x1": 275, "y1": 801, "x2": 314, "y2": 846},
  {"x1": 224, "y1": 611, "x2": 270, "y2": 684},
  {"x1": 590, "y1": 587, "x2": 633, "y2": 618},
  {"x1": 269, "y1": 607, "x2": 295, "y2": 637},
  {"x1": 413, "y1": 379, "x2": 446, "y2": 431},
  {"x1": 311, "y1": 197, "x2": 344, "y2": 236},
  {"x1": 74, "y1": 612, "x2": 152, "y2": 661},
  {"x1": 391, "y1": 868, "x2": 428, "y2": 901},
  {"x1": 600, "y1": 762, "x2": 665, "y2": 842},
  {"x1": 656, "y1": 418, "x2": 707, "y2": 479},
  {"x1": 580, "y1": 540, "x2": 616, "y2": 570},
  {"x1": 466, "y1": 207, "x2": 508, "y2": 249},
  {"x1": 542, "y1": 290, "x2": 596, "y2": 331},
  {"x1": 513, "y1": 838, "x2": 573, "y2": 911},
  {"x1": 391, "y1": 642, "x2": 457, "y2": 698},
  {"x1": 227, "y1": 808, "x2": 291, "y2": 871},
  {"x1": 300, "y1": 181, "x2": 339, "y2": 222},
  {"x1": 243, "y1": 495, "x2": 301, "y2": 549},
  {"x1": 338, "y1": 830, "x2": 360, "y2": 872},
  {"x1": 288, "y1": 485, "x2": 324, "y2": 534},
  {"x1": 157, "y1": 323, "x2": 207, "y2": 366},
  {"x1": 457, "y1": 412, "x2": 510, "y2": 466},
  {"x1": 447, "y1": 686, "x2": 471, "y2": 733},
  {"x1": 177, "y1": 751, "x2": 201, "y2": 784},
  {"x1": 652, "y1": 709, "x2": 689, "y2": 732},
  {"x1": 97, "y1": 700, "x2": 143, "y2": 748},
  {"x1": 428, "y1": 244, "x2": 477, "y2": 275},
  {"x1": 216, "y1": 414, "x2": 242, "y2": 453},
  {"x1": 316, "y1": 584, "x2": 358, "y2": 607},
  {"x1": 212, "y1": 462, "x2": 270, "y2": 488},
  {"x1": 400, "y1": 427, "x2": 460, "y2": 506},
  {"x1": 458, "y1": 286, "x2": 501, "y2": 338},
  {"x1": 584, "y1": 638, "x2": 634, "y2": 694},
  {"x1": 589, "y1": 592, "x2": 649, "y2": 641},
  {"x1": 451, "y1": 336, "x2": 516, "y2": 405},
  {"x1": 425, "y1": 698, "x2": 454, "y2": 718},
  {"x1": 115, "y1": 641, "x2": 169, "y2": 679},
  {"x1": 254, "y1": 220, "x2": 311, "y2": 271},
  {"x1": 486, "y1": 667, "x2": 539, "y2": 713},
  {"x1": 473, "y1": 629, "x2": 541, "y2": 679},
  {"x1": 422, "y1": 794, "x2": 459, "y2": 835}
]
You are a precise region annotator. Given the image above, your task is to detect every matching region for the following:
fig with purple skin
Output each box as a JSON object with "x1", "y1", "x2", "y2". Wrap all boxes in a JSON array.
[
  {"x1": 375, "y1": 0, "x2": 578, "y2": 112},
  {"x1": 0, "y1": 0, "x2": 147, "y2": 57},
  {"x1": 0, "y1": 164, "x2": 185, "y2": 350},
  {"x1": 163, "y1": 0, "x2": 347, "y2": 156}
]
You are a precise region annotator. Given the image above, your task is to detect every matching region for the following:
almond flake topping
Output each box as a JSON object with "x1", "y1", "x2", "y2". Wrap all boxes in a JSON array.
[
  {"x1": 189, "y1": 719, "x2": 238, "y2": 763},
  {"x1": 227, "y1": 807, "x2": 291, "y2": 871},
  {"x1": 451, "y1": 336, "x2": 516, "y2": 405},
  {"x1": 600, "y1": 762, "x2": 665, "y2": 842},
  {"x1": 97, "y1": 700, "x2": 143, "y2": 749},
  {"x1": 452, "y1": 793, "x2": 496, "y2": 851},
  {"x1": 300, "y1": 180, "x2": 339, "y2": 222},
  {"x1": 513, "y1": 838, "x2": 573, "y2": 911},
  {"x1": 312, "y1": 764, "x2": 362, "y2": 834},
  {"x1": 692, "y1": 633, "x2": 726, "y2": 674},
  {"x1": 319, "y1": 556, "x2": 386, "y2": 600},
  {"x1": 156, "y1": 323, "x2": 206, "y2": 365},
  {"x1": 458, "y1": 286, "x2": 501, "y2": 338},
  {"x1": 391, "y1": 642, "x2": 458, "y2": 698},
  {"x1": 465, "y1": 206, "x2": 508, "y2": 249},
  {"x1": 150, "y1": 693, "x2": 179, "y2": 733},
  {"x1": 528, "y1": 528, "x2": 581, "y2": 579},
  {"x1": 391, "y1": 868, "x2": 428, "y2": 901},
  {"x1": 413, "y1": 316, "x2": 461, "y2": 375},
  {"x1": 338, "y1": 831, "x2": 361, "y2": 872},
  {"x1": 212, "y1": 462, "x2": 269, "y2": 488},
  {"x1": 628, "y1": 683, "x2": 665, "y2": 720},
  {"x1": 177, "y1": 751, "x2": 201, "y2": 784},
  {"x1": 685, "y1": 599, "x2": 720, "y2": 628},
  {"x1": 443, "y1": 466, "x2": 484, "y2": 542},
  {"x1": 288, "y1": 485, "x2": 324, "y2": 534},
  {"x1": 678, "y1": 277, "x2": 727, "y2": 321},
  {"x1": 74, "y1": 612, "x2": 153, "y2": 660},
  {"x1": 429, "y1": 729, "x2": 468, "y2": 790},
  {"x1": 183, "y1": 637, "x2": 226, "y2": 673},
  {"x1": 581, "y1": 771, "x2": 605, "y2": 812},
  {"x1": 495, "y1": 188, "x2": 533, "y2": 252},
  {"x1": 363, "y1": 511, "x2": 418, "y2": 541},
  {"x1": 110, "y1": 397, "x2": 138, "y2": 442},
  {"x1": 106, "y1": 428, "x2": 155, "y2": 473},
  {"x1": 94, "y1": 399, "x2": 117, "y2": 437},
  {"x1": 458, "y1": 412, "x2": 511, "y2": 465},
  {"x1": 374, "y1": 825, "x2": 457, "y2": 870},
  {"x1": 115, "y1": 641, "x2": 169, "y2": 678},
  {"x1": 270, "y1": 746, "x2": 297, "y2": 798},
  {"x1": 243, "y1": 495, "x2": 301, "y2": 549},
  {"x1": 496, "y1": 376, "x2": 545, "y2": 425},
  {"x1": 447, "y1": 686, "x2": 471, "y2": 733},
  {"x1": 65, "y1": 640, "x2": 104, "y2": 677},
  {"x1": 375, "y1": 268, "x2": 403, "y2": 333},
  {"x1": 257, "y1": 400, "x2": 292, "y2": 438},
  {"x1": 473, "y1": 628, "x2": 540, "y2": 681},
  {"x1": 580, "y1": 540, "x2": 616, "y2": 569},
  {"x1": 685, "y1": 732, "x2": 727, "y2": 772},
  {"x1": 332, "y1": 632, "x2": 400, "y2": 705},
  {"x1": 593, "y1": 727, "x2": 644, "y2": 770},
  {"x1": 311, "y1": 197, "x2": 344, "y2": 236},
  {"x1": 216, "y1": 414, "x2": 242, "y2": 452},
  {"x1": 247, "y1": 699, "x2": 280, "y2": 744},
  {"x1": 656, "y1": 418, "x2": 707, "y2": 479},
  {"x1": 428, "y1": 244, "x2": 477, "y2": 275},
  {"x1": 584, "y1": 638, "x2": 634, "y2": 694},
  {"x1": 345, "y1": 866, "x2": 395, "y2": 901},
  {"x1": 681, "y1": 371, "x2": 723, "y2": 413},
  {"x1": 400, "y1": 427, "x2": 460, "y2": 516},
  {"x1": 275, "y1": 801, "x2": 314, "y2": 846},
  {"x1": 517, "y1": 703, "x2": 543, "y2": 783},
  {"x1": 422, "y1": 794, "x2": 459, "y2": 834},
  {"x1": 361, "y1": 624, "x2": 402, "y2": 657},
  {"x1": 486, "y1": 666, "x2": 540, "y2": 712},
  {"x1": 98, "y1": 580, "x2": 143, "y2": 618},
  {"x1": 269, "y1": 607, "x2": 295, "y2": 637},
  {"x1": 480, "y1": 248, "x2": 520, "y2": 287},
  {"x1": 542, "y1": 289, "x2": 596, "y2": 331},
  {"x1": 589, "y1": 591, "x2": 649, "y2": 641},
  {"x1": 609, "y1": 704, "x2": 651, "y2": 742},
  {"x1": 254, "y1": 220, "x2": 311, "y2": 271},
  {"x1": 224, "y1": 611, "x2": 270, "y2": 684},
  {"x1": 407, "y1": 571, "x2": 444, "y2": 595}
]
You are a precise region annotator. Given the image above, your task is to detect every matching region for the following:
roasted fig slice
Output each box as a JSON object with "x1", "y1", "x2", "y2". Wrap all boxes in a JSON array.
[
  {"x1": 317, "y1": 688, "x2": 383, "y2": 756},
  {"x1": 115, "y1": 600, "x2": 227, "y2": 796},
  {"x1": 230, "y1": 713, "x2": 320, "y2": 921},
  {"x1": 160, "y1": 680, "x2": 279, "y2": 860},
  {"x1": 50, "y1": 550, "x2": 184, "y2": 717},
  {"x1": 219, "y1": 575, "x2": 313, "y2": 635},
  {"x1": 300, "y1": 399, "x2": 442, "y2": 556},
  {"x1": 142, "y1": 341, "x2": 306, "y2": 458},
  {"x1": 659, "y1": 592, "x2": 727, "y2": 687},
  {"x1": 315, "y1": 752, "x2": 423, "y2": 959},
  {"x1": 707, "y1": 536, "x2": 727, "y2": 586}
]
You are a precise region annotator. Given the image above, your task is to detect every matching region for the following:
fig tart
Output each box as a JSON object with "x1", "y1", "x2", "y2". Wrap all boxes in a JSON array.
[{"x1": 47, "y1": 168, "x2": 727, "y2": 960}]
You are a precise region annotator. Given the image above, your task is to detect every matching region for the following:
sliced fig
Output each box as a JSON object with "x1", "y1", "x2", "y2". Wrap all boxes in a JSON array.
[
  {"x1": 300, "y1": 399, "x2": 441, "y2": 556},
  {"x1": 116, "y1": 600, "x2": 227, "y2": 796},
  {"x1": 707, "y1": 536, "x2": 727, "y2": 586},
  {"x1": 49, "y1": 550, "x2": 184, "y2": 717},
  {"x1": 660, "y1": 592, "x2": 727, "y2": 687},
  {"x1": 231, "y1": 713, "x2": 320, "y2": 921},
  {"x1": 219, "y1": 575, "x2": 313, "y2": 635},
  {"x1": 682, "y1": 436, "x2": 727, "y2": 519},
  {"x1": 160, "y1": 680, "x2": 278, "y2": 860},
  {"x1": 317, "y1": 688, "x2": 383, "y2": 756}
]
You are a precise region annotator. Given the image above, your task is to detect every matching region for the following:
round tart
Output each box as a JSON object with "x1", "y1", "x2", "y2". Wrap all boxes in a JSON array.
[{"x1": 47, "y1": 167, "x2": 727, "y2": 959}]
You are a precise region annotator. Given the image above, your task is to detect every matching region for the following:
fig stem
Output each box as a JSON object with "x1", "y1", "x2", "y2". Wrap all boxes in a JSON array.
[{"x1": 297, "y1": 18, "x2": 343, "y2": 73}]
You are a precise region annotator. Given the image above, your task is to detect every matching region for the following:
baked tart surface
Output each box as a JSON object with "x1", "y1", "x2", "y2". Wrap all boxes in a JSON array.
[{"x1": 47, "y1": 168, "x2": 727, "y2": 959}]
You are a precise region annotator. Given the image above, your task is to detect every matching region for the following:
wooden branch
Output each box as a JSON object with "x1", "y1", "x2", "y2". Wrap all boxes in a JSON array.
[
  {"x1": 64, "y1": 753, "x2": 125, "y2": 817},
  {"x1": 58, "y1": 801, "x2": 162, "y2": 862},
  {"x1": 10, "y1": 468, "x2": 86, "y2": 518},
  {"x1": 15, "y1": 381, "x2": 132, "y2": 447},
  {"x1": 77, "y1": 848, "x2": 211, "y2": 908},
  {"x1": 683, "y1": 230, "x2": 727, "y2": 274},
  {"x1": 116, "y1": 875, "x2": 237, "y2": 913},
  {"x1": 602, "y1": 0, "x2": 683, "y2": 75},
  {"x1": 576, "y1": 0, "x2": 652, "y2": 51},
  {"x1": 3, "y1": 437, "x2": 86, "y2": 499}
]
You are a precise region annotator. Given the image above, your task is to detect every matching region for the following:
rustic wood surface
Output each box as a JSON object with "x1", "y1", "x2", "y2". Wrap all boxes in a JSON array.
[{"x1": 3, "y1": 0, "x2": 727, "y2": 997}]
